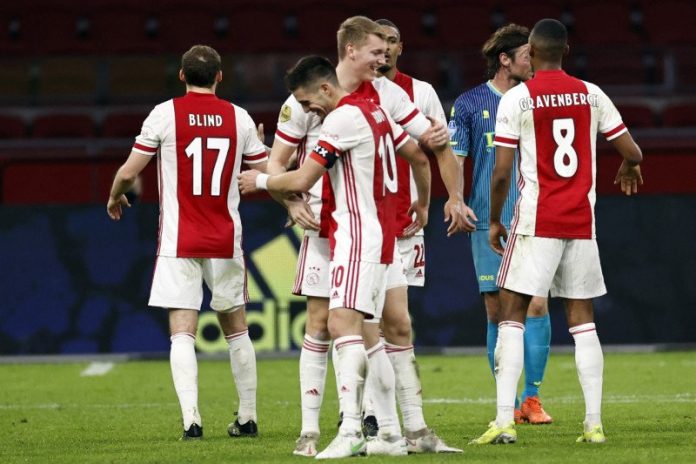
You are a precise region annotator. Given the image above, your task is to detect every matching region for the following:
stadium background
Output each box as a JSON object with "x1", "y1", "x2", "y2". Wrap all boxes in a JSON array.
[{"x1": 0, "y1": 0, "x2": 694, "y2": 355}]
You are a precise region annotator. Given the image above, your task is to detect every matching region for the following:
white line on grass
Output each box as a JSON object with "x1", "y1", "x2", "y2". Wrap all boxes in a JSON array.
[
  {"x1": 80, "y1": 362, "x2": 114, "y2": 377},
  {"x1": 2, "y1": 393, "x2": 694, "y2": 411}
]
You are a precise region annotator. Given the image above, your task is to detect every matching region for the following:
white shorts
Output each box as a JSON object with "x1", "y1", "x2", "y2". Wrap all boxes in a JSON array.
[
  {"x1": 149, "y1": 255, "x2": 248, "y2": 311},
  {"x1": 395, "y1": 235, "x2": 426, "y2": 287},
  {"x1": 293, "y1": 235, "x2": 330, "y2": 298},
  {"x1": 386, "y1": 244, "x2": 409, "y2": 290},
  {"x1": 328, "y1": 260, "x2": 387, "y2": 319},
  {"x1": 497, "y1": 234, "x2": 607, "y2": 299}
]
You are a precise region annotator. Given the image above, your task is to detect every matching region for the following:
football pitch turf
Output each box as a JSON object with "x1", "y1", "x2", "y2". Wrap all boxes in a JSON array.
[{"x1": 2, "y1": 351, "x2": 694, "y2": 463}]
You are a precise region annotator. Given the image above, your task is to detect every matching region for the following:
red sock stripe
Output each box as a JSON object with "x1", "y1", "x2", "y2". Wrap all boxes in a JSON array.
[
  {"x1": 384, "y1": 344, "x2": 413, "y2": 353},
  {"x1": 335, "y1": 338, "x2": 363, "y2": 350},
  {"x1": 303, "y1": 338, "x2": 330, "y2": 352},
  {"x1": 171, "y1": 332, "x2": 196, "y2": 341},
  {"x1": 499, "y1": 321, "x2": 525, "y2": 331},
  {"x1": 225, "y1": 329, "x2": 249, "y2": 341},
  {"x1": 366, "y1": 344, "x2": 385, "y2": 358},
  {"x1": 569, "y1": 325, "x2": 597, "y2": 336}
]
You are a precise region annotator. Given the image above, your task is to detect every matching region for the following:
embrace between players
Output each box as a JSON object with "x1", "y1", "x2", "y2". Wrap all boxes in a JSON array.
[{"x1": 107, "y1": 14, "x2": 643, "y2": 459}]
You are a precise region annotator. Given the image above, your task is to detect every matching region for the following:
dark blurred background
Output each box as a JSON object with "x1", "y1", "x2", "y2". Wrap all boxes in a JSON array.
[{"x1": 0, "y1": 0, "x2": 694, "y2": 355}]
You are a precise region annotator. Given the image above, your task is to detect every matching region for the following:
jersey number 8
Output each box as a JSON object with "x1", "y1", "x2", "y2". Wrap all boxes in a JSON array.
[{"x1": 552, "y1": 118, "x2": 578, "y2": 178}]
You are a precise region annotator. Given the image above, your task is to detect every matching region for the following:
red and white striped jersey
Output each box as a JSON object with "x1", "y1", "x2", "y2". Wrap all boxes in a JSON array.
[
  {"x1": 391, "y1": 70, "x2": 447, "y2": 237},
  {"x1": 309, "y1": 94, "x2": 409, "y2": 264},
  {"x1": 274, "y1": 76, "x2": 431, "y2": 238},
  {"x1": 133, "y1": 92, "x2": 267, "y2": 258},
  {"x1": 494, "y1": 70, "x2": 627, "y2": 239}
]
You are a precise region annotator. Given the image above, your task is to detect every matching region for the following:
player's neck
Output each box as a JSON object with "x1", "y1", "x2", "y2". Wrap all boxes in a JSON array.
[
  {"x1": 185, "y1": 84, "x2": 216, "y2": 95},
  {"x1": 533, "y1": 62, "x2": 563, "y2": 71},
  {"x1": 336, "y1": 62, "x2": 364, "y2": 93},
  {"x1": 490, "y1": 73, "x2": 519, "y2": 94}
]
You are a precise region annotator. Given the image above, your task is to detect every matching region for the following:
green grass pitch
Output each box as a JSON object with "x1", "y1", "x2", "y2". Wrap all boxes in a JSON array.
[{"x1": 1, "y1": 352, "x2": 694, "y2": 463}]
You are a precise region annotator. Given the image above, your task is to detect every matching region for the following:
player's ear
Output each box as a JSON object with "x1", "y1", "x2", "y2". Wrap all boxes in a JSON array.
[
  {"x1": 216, "y1": 70, "x2": 223, "y2": 83},
  {"x1": 178, "y1": 69, "x2": 186, "y2": 83},
  {"x1": 564, "y1": 44, "x2": 570, "y2": 56}
]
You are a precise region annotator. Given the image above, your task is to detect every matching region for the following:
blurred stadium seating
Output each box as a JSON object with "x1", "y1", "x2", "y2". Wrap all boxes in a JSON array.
[{"x1": 0, "y1": 0, "x2": 694, "y2": 203}]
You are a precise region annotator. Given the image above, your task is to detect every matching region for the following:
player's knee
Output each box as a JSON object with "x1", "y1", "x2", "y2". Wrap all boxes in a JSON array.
[
  {"x1": 382, "y1": 314, "x2": 411, "y2": 342},
  {"x1": 306, "y1": 310, "x2": 330, "y2": 339},
  {"x1": 527, "y1": 298, "x2": 549, "y2": 317}
]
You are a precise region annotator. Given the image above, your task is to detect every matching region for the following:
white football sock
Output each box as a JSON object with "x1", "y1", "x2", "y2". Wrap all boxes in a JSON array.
[
  {"x1": 226, "y1": 329, "x2": 257, "y2": 424},
  {"x1": 334, "y1": 335, "x2": 368, "y2": 435},
  {"x1": 299, "y1": 334, "x2": 330, "y2": 435},
  {"x1": 495, "y1": 321, "x2": 525, "y2": 428},
  {"x1": 170, "y1": 332, "x2": 201, "y2": 429},
  {"x1": 331, "y1": 341, "x2": 342, "y2": 407},
  {"x1": 570, "y1": 323, "x2": 604, "y2": 428},
  {"x1": 366, "y1": 342, "x2": 400, "y2": 437},
  {"x1": 385, "y1": 343, "x2": 427, "y2": 433}
]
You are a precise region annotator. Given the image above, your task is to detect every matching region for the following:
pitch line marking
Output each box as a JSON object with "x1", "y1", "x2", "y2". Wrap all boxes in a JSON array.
[{"x1": 80, "y1": 362, "x2": 114, "y2": 377}]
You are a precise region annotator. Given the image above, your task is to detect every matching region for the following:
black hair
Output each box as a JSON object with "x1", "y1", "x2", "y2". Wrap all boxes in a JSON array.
[{"x1": 284, "y1": 55, "x2": 337, "y2": 92}]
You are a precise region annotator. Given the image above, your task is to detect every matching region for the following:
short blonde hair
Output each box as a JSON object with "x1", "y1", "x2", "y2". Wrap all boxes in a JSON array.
[{"x1": 336, "y1": 16, "x2": 386, "y2": 60}]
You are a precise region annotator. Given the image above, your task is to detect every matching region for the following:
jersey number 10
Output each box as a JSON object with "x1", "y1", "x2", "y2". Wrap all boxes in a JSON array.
[
  {"x1": 378, "y1": 134, "x2": 398, "y2": 195},
  {"x1": 185, "y1": 137, "x2": 231, "y2": 196}
]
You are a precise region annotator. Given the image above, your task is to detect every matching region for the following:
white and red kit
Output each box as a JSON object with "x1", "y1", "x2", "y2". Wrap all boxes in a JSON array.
[
  {"x1": 309, "y1": 94, "x2": 409, "y2": 314},
  {"x1": 277, "y1": 77, "x2": 431, "y2": 296},
  {"x1": 493, "y1": 70, "x2": 626, "y2": 239},
  {"x1": 133, "y1": 91, "x2": 267, "y2": 258},
  {"x1": 493, "y1": 70, "x2": 626, "y2": 298}
]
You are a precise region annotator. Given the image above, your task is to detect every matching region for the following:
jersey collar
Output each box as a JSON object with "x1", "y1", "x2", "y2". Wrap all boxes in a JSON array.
[{"x1": 486, "y1": 80, "x2": 504, "y2": 97}]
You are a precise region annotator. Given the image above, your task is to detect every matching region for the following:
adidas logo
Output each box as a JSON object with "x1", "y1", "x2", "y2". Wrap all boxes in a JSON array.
[
  {"x1": 340, "y1": 385, "x2": 350, "y2": 393},
  {"x1": 304, "y1": 388, "x2": 320, "y2": 396},
  {"x1": 331, "y1": 290, "x2": 340, "y2": 299},
  {"x1": 415, "y1": 269, "x2": 424, "y2": 277}
]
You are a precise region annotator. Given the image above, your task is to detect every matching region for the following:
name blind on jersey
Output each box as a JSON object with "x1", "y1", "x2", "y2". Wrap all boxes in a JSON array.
[
  {"x1": 518, "y1": 92, "x2": 600, "y2": 111},
  {"x1": 188, "y1": 114, "x2": 223, "y2": 127}
]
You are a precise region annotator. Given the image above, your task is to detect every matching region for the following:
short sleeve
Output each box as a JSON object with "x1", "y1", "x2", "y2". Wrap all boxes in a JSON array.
[
  {"x1": 308, "y1": 107, "x2": 362, "y2": 168},
  {"x1": 379, "y1": 78, "x2": 430, "y2": 139},
  {"x1": 238, "y1": 110, "x2": 268, "y2": 164},
  {"x1": 274, "y1": 95, "x2": 314, "y2": 147},
  {"x1": 133, "y1": 104, "x2": 165, "y2": 156},
  {"x1": 386, "y1": 111, "x2": 409, "y2": 151},
  {"x1": 493, "y1": 89, "x2": 521, "y2": 148},
  {"x1": 449, "y1": 98, "x2": 472, "y2": 157},
  {"x1": 420, "y1": 83, "x2": 447, "y2": 125},
  {"x1": 592, "y1": 84, "x2": 628, "y2": 141}
]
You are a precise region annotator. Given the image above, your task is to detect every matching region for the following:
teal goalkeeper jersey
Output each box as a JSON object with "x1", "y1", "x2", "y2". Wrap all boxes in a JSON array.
[{"x1": 449, "y1": 81, "x2": 518, "y2": 229}]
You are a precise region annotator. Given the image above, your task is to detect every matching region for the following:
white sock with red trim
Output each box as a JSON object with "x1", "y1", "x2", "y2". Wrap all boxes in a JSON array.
[
  {"x1": 366, "y1": 342, "x2": 400, "y2": 437},
  {"x1": 570, "y1": 322, "x2": 604, "y2": 428},
  {"x1": 226, "y1": 329, "x2": 257, "y2": 424},
  {"x1": 495, "y1": 321, "x2": 525, "y2": 427},
  {"x1": 170, "y1": 332, "x2": 201, "y2": 429},
  {"x1": 385, "y1": 342, "x2": 427, "y2": 433},
  {"x1": 299, "y1": 334, "x2": 330, "y2": 435},
  {"x1": 331, "y1": 341, "x2": 342, "y2": 411},
  {"x1": 334, "y1": 335, "x2": 367, "y2": 435}
]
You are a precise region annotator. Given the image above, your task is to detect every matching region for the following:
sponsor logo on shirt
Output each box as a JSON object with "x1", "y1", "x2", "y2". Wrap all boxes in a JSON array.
[{"x1": 483, "y1": 110, "x2": 490, "y2": 119}]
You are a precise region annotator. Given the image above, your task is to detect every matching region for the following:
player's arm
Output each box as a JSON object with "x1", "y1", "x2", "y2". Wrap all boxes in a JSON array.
[
  {"x1": 611, "y1": 132, "x2": 643, "y2": 196},
  {"x1": 489, "y1": 145, "x2": 515, "y2": 255},
  {"x1": 430, "y1": 143, "x2": 476, "y2": 235},
  {"x1": 239, "y1": 156, "x2": 326, "y2": 195},
  {"x1": 107, "y1": 151, "x2": 152, "y2": 220},
  {"x1": 396, "y1": 138, "x2": 431, "y2": 237}
]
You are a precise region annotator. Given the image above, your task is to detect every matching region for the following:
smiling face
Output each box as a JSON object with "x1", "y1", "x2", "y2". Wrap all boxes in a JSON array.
[
  {"x1": 292, "y1": 83, "x2": 332, "y2": 121},
  {"x1": 349, "y1": 33, "x2": 388, "y2": 82},
  {"x1": 378, "y1": 25, "x2": 402, "y2": 74}
]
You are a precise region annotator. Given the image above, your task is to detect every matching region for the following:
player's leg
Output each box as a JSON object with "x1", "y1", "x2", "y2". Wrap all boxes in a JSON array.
[
  {"x1": 553, "y1": 238, "x2": 607, "y2": 443},
  {"x1": 521, "y1": 296, "x2": 553, "y2": 424},
  {"x1": 149, "y1": 256, "x2": 206, "y2": 440},
  {"x1": 316, "y1": 261, "x2": 385, "y2": 459},
  {"x1": 382, "y1": 237, "x2": 461, "y2": 453},
  {"x1": 292, "y1": 236, "x2": 332, "y2": 455},
  {"x1": 169, "y1": 308, "x2": 202, "y2": 439},
  {"x1": 472, "y1": 235, "x2": 560, "y2": 444},
  {"x1": 205, "y1": 256, "x2": 258, "y2": 437},
  {"x1": 473, "y1": 230, "x2": 524, "y2": 421}
]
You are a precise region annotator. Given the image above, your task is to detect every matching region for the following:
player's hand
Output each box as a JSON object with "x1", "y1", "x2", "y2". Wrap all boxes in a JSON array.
[
  {"x1": 614, "y1": 160, "x2": 643, "y2": 196},
  {"x1": 238, "y1": 169, "x2": 261, "y2": 194},
  {"x1": 489, "y1": 221, "x2": 508, "y2": 256},
  {"x1": 106, "y1": 194, "x2": 131, "y2": 221},
  {"x1": 443, "y1": 198, "x2": 477, "y2": 236},
  {"x1": 420, "y1": 116, "x2": 449, "y2": 150},
  {"x1": 286, "y1": 198, "x2": 320, "y2": 231},
  {"x1": 403, "y1": 201, "x2": 429, "y2": 237}
]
